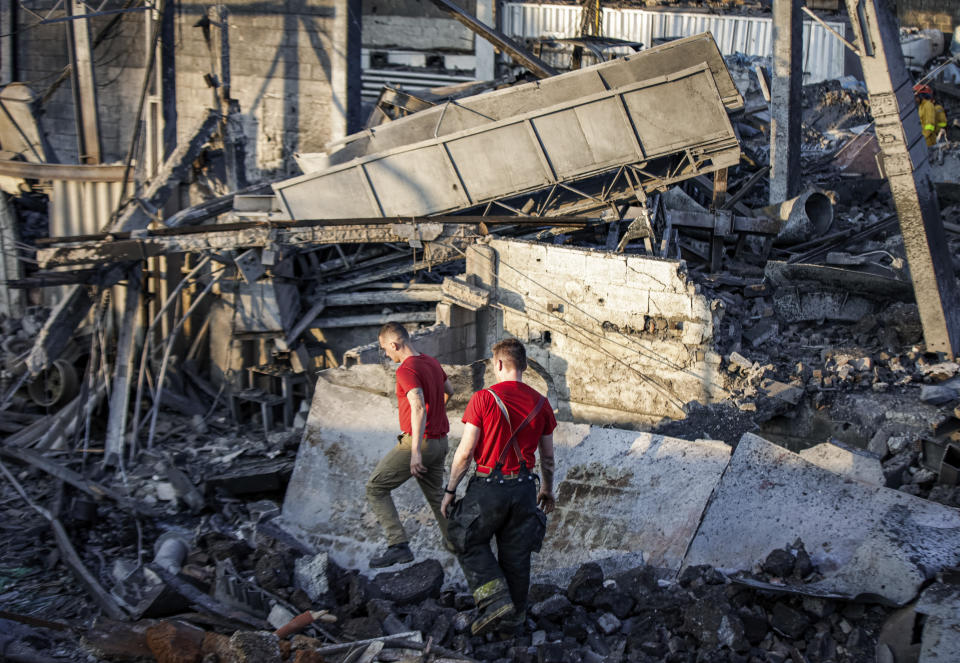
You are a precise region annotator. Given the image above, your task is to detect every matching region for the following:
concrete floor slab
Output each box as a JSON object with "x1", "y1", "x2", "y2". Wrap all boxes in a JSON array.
[
  {"x1": 798, "y1": 440, "x2": 885, "y2": 487},
  {"x1": 546, "y1": 427, "x2": 730, "y2": 573},
  {"x1": 280, "y1": 370, "x2": 730, "y2": 579},
  {"x1": 683, "y1": 433, "x2": 960, "y2": 605}
]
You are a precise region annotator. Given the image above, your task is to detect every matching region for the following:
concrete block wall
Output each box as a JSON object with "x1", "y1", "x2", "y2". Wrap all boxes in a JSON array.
[
  {"x1": 899, "y1": 0, "x2": 960, "y2": 33},
  {"x1": 363, "y1": 16, "x2": 473, "y2": 51},
  {"x1": 175, "y1": 0, "x2": 351, "y2": 182},
  {"x1": 343, "y1": 312, "x2": 477, "y2": 368},
  {"x1": 15, "y1": 1, "x2": 355, "y2": 181},
  {"x1": 483, "y1": 239, "x2": 726, "y2": 427},
  {"x1": 16, "y1": 7, "x2": 148, "y2": 163},
  {"x1": 362, "y1": 0, "x2": 475, "y2": 49}
]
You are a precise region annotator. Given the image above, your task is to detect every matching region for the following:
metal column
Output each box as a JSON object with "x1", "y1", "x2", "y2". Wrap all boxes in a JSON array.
[
  {"x1": 475, "y1": 0, "x2": 495, "y2": 80},
  {"x1": 844, "y1": 0, "x2": 960, "y2": 356},
  {"x1": 0, "y1": 0, "x2": 16, "y2": 85},
  {"x1": 769, "y1": 0, "x2": 801, "y2": 204},
  {"x1": 66, "y1": 0, "x2": 102, "y2": 164}
]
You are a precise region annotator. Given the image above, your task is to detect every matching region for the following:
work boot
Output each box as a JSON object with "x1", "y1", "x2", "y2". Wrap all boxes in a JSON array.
[
  {"x1": 369, "y1": 543, "x2": 413, "y2": 568},
  {"x1": 495, "y1": 606, "x2": 527, "y2": 640},
  {"x1": 471, "y1": 596, "x2": 515, "y2": 636},
  {"x1": 495, "y1": 609, "x2": 526, "y2": 639}
]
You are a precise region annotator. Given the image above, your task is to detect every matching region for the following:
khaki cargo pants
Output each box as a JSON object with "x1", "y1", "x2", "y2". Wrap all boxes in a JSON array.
[{"x1": 366, "y1": 433, "x2": 449, "y2": 546}]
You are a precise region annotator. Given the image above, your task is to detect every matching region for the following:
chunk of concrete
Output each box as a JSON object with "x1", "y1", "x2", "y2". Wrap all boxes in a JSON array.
[
  {"x1": 921, "y1": 381, "x2": 960, "y2": 405},
  {"x1": 279, "y1": 369, "x2": 731, "y2": 579},
  {"x1": 798, "y1": 440, "x2": 885, "y2": 487},
  {"x1": 683, "y1": 433, "x2": 960, "y2": 605},
  {"x1": 372, "y1": 559, "x2": 443, "y2": 605},
  {"x1": 294, "y1": 553, "x2": 331, "y2": 602}
]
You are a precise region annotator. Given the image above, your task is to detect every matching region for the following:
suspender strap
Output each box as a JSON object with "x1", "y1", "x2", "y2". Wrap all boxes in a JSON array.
[{"x1": 485, "y1": 389, "x2": 546, "y2": 469}]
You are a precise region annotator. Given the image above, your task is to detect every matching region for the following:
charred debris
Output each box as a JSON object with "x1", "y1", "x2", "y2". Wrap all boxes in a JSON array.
[{"x1": 2, "y1": 1, "x2": 960, "y2": 662}]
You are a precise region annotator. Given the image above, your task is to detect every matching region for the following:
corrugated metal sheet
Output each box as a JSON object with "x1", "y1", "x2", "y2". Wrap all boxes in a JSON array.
[
  {"x1": 361, "y1": 68, "x2": 476, "y2": 102},
  {"x1": 50, "y1": 179, "x2": 124, "y2": 238},
  {"x1": 501, "y1": 3, "x2": 848, "y2": 83}
]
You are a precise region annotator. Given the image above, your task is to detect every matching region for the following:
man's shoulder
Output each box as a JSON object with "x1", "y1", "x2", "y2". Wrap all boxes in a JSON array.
[
  {"x1": 407, "y1": 353, "x2": 443, "y2": 371},
  {"x1": 494, "y1": 381, "x2": 541, "y2": 399}
]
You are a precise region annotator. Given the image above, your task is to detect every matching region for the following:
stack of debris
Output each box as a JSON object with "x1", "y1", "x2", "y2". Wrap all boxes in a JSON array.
[{"x1": 4, "y1": 3, "x2": 960, "y2": 660}]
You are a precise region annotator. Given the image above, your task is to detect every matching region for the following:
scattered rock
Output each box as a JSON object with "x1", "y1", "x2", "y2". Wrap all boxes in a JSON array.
[
  {"x1": 531, "y1": 594, "x2": 573, "y2": 621},
  {"x1": 762, "y1": 548, "x2": 795, "y2": 578},
  {"x1": 372, "y1": 559, "x2": 443, "y2": 605},
  {"x1": 567, "y1": 562, "x2": 604, "y2": 605},
  {"x1": 294, "y1": 552, "x2": 332, "y2": 603},
  {"x1": 770, "y1": 602, "x2": 810, "y2": 639}
]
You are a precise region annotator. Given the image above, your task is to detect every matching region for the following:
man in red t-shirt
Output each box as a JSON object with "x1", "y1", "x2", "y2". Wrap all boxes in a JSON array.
[
  {"x1": 366, "y1": 322, "x2": 454, "y2": 568},
  {"x1": 441, "y1": 338, "x2": 557, "y2": 636}
]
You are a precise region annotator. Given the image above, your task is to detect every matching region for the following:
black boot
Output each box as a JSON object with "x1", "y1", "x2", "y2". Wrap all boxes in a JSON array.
[
  {"x1": 369, "y1": 543, "x2": 413, "y2": 568},
  {"x1": 471, "y1": 597, "x2": 515, "y2": 636}
]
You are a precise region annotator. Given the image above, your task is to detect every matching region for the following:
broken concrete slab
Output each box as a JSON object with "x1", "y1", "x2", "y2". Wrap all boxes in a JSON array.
[
  {"x1": 546, "y1": 427, "x2": 730, "y2": 574},
  {"x1": 915, "y1": 582, "x2": 960, "y2": 662},
  {"x1": 683, "y1": 433, "x2": 960, "y2": 605},
  {"x1": 279, "y1": 368, "x2": 731, "y2": 580},
  {"x1": 765, "y1": 260, "x2": 913, "y2": 323},
  {"x1": 798, "y1": 440, "x2": 885, "y2": 487}
]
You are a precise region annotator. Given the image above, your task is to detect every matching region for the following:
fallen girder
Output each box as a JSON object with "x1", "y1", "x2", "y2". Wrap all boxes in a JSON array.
[{"x1": 34, "y1": 216, "x2": 597, "y2": 268}]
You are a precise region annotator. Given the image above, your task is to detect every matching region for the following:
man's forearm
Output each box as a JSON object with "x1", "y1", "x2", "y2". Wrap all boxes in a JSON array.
[
  {"x1": 447, "y1": 454, "x2": 471, "y2": 491},
  {"x1": 539, "y1": 452, "x2": 555, "y2": 492},
  {"x1": 410, "y1": 408, "x2": 426, "y2": 451}
]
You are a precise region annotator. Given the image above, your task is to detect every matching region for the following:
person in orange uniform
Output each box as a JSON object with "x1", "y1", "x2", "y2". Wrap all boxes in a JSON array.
[
  {"x1": 914, "y1": 83, "x2": 948, "y2": 146},
  {"x1": 442, "y1": 338, "x2": 557, "y2": 637}
]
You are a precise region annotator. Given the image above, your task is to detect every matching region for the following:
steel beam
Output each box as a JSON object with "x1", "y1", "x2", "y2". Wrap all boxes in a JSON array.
[
  {"x1": 0, "y1": 0, "x2": 16, "y2": 84},
  {"x1": 0, "y1": 159, "x2": 126, "y2": 181},
  {"x1": 36, "y1": 216, "x2": 596, "y2": 267},
  {"x1": 65, "y1": 0, "x2": 101, "y2": 164},
  {"x1": 843, "y1": 0, "x2": 960, "y2": 356},
  {"x1": 770, "y1": 0, "x2": 802, "y2": 204},
  {"x1": 427, "y1": 0, "x2": 558, "y2": 79}
]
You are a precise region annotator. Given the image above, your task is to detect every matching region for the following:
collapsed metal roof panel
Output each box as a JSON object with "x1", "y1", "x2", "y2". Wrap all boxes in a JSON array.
[
  {"x1": 273, "y1": 35, "x2": 741, "y2": 221},
  {"x1": 322, "y1": 32, "x2": 742, "y2": 168}
]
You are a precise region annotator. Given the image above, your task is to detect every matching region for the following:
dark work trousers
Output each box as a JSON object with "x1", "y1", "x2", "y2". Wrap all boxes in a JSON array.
[{"x1": 447, "y1": 474, "x2": 546, "y2": 612}]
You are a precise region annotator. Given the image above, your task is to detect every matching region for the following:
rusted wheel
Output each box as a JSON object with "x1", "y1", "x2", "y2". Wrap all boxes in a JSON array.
[{"x1": 27, "y1": 359, "x2": 79, "y2": 407}]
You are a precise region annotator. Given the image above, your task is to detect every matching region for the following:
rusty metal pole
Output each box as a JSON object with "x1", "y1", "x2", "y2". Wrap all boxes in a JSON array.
[{"x1": 844, "y1": 0, "x2": 960, "y2": 356}]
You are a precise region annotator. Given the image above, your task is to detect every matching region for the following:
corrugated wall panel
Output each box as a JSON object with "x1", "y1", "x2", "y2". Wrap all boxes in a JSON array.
[
  {"x1": 50, "y1": 179, "x2": 124, "y2": 238},
  {"x1": 502, "y1": 3, "x2": 846, "y2": 83}
]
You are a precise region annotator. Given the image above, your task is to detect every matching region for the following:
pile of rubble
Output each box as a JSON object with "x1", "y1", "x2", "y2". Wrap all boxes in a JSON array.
[
  {"x1": 0, "y1": 516, "x2": 913, "y2": 663},
  {"x1": 4, "y1": 11, "x2": 960, "y2": 662}
]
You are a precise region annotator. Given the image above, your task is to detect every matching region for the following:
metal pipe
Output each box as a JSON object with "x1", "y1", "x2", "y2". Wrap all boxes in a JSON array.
[
  {"x1": 152, "y1": 532, "x2": 190, "y2": 574},
  {"x1": 759, "y1": 190, "x2": 834, "y2": 245}
]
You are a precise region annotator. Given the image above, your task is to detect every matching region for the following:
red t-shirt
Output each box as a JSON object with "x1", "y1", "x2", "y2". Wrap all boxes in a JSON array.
[
  {"x1": 396, "y1": 353, "x2": 450, "y2": 437},
  {"x1": 462, "y1": 381, "x2": 557, "y2": 473}
]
